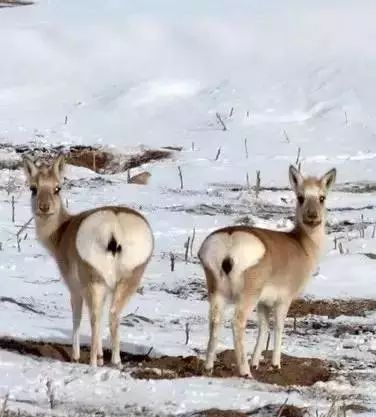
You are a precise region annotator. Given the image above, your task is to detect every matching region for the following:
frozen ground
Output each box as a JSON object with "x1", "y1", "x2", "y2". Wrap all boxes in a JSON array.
[{"x1": 0, "y1": 0, "x2": 376, "y2": 416}]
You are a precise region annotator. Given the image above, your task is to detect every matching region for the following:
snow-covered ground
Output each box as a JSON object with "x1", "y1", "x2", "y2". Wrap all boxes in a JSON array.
[{"x1": 0, "y1": 1, "x2": 376, "y2": 416}]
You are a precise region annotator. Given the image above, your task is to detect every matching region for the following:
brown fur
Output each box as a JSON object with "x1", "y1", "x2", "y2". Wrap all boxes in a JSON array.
[
  {"x1": 23, "y1": 155, "x2": 153, "y2": 367},
  {"x1": 198, "y1": 165, "x2": 336, "y2": 377}
]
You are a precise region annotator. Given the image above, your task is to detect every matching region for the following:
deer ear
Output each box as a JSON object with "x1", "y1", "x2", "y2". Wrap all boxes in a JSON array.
[
  {"x1": 321, "y1": 168, "x2": 336, "y2": 191},
  {"x1": 289, "y1": 165, "x2": 303, "y2": 193},
  {"x1": 52, "y1": 154, "x2": 65, "y2": 180},
  {"x1": 23, "y1": 156, "x2": 38, "y2": 182}
]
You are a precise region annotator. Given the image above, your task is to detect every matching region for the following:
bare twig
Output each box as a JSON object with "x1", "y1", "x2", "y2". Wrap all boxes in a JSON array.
[
  {"x1": 46, "y1": 379, "x2": 56, "y2": 409},
  {"x1": 11, "y1": 196, "x2": 15, "y2": 223},
  {"x1": 190, "y1": 227, "x2": 196, "y2": 258},
  {"x1": 215, "y1": 147, "x2": 221, "y2": 161},
  {"x1": 265, "y1": 331, "x2": 271, "y2": 352},
  {"x1": 185, "y1": 322, "x2": 190, "y2": 345},
  {"x1": 216, "y1": 112, "x2": 227, "y2": 131},
  {"x1": 255, "y1": 170, "x2": 261, "y2": 198},
  {"x1": 17, "y1": 217, "x2": 33, "y2": 238},
  {"x1": 246, "y1": 172, "x2": 250, "y2": 192},
  {"x1": 276, "y1": 398, "x2": 289, "y2": 417},
  {"x1": 295, "y1": 147, "x2": 301, "y2": 166},
  {"x1": 338, "y1": 242, "x2": 344, "y2": 255},
  {"x1": 184, "y1": 236, "x2": 191, "y2": 262},
  {"x1": 16, "y1": 216, "x2": 33, "y2": 252},
  {"x1": 244, "y1": 138, "x2": 248, "y2": 159},
  {"x1": 64, "y1": 115, "x2": 68, "y2": 125},
  {"x1": 229, "y1": 107, "x2": 234, "y2": 118},
  {"x1": 372, "y1": 225, "x2": 376, "y2": 239},
  {"x1": 170, "y1": 252, "x2": 175, "y2": 272},
  {"x1": 178, "y1": 166, "x2": 184, "y2": 190},
  {"x1": 283, "y1": 129, "x2": 290, "y2": 143}
]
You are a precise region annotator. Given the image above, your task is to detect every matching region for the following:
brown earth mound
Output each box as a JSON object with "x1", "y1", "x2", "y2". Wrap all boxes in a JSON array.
[
  {"x1": 0, "y1": 143, "x2": 172, "y2": 174},
  {"x1": 289, "y1": 298, "x2": 376, "y2": 318},
  {"x1": 0, "y1": 338, "x2": 331, "y2": 387},
  {"x1": 0, "y1": 0, "x2": 33, "y2": 7},
  {"x1": 132, "y1": 349, "x2": 331, "y2": 386},
  {"x1": 186, "y1": 404, "x2": 306, "y2": 417}
]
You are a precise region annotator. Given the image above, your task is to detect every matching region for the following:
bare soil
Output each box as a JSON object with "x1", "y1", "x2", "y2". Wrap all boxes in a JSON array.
[
  {"x1": 0, "y1": 143, "x2": 172, "y2": 174},
  {"x1": 185, "y1": 404, "x2": 306, "y2": 417},
  {"x1": 289, "y1": 298, "x2": 376, "y2": 318},
  {"x1": 0, "y1": 0, "x2": 33, "y2": 8},
  {"x1": 0, "y1": 338, "x2": 332, "y2": 387}
]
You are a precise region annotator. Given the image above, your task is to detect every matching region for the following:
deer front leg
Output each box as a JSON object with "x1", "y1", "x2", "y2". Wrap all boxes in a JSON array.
[
  {"x1": 272, "y1": 301, "x2": 290, "y2": 369},
  {"x1": 70, "y1": 293, "x2": 83, "y2": 363}
]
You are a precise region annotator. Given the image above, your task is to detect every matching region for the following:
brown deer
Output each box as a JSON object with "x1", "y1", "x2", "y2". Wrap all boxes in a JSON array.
[
  {"x1": 23, "y1": 155, "x2": 154, "y2": 367},
  {"x1": 198, "y1": 165, "x2": 336, "y2": 377}
]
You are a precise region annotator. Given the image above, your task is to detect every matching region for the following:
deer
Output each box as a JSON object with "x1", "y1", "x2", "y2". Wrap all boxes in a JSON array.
[
  {"x1": 23, "y1": 155, "x2": 154, "y2": 367},
  {"x1": 198, "y1": 165, "x2": 336, "y2": 377}
]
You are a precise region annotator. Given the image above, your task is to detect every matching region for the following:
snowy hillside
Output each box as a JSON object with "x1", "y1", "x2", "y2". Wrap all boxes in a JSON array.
[{"x1": 0, "y1": 1, "x2": 376, "y2": 416}]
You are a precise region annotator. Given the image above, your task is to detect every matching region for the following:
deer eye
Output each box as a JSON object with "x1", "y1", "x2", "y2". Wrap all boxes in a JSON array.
[
  {"x1": 29, "y1": 185, "x2": 37, "y2": 196},
  {"x1": 297, "y1": 195, "x2": 305, "y2": 205},
  {"x1": 319, "y1": 195, "x2": 326, "y2": 203},
  {"x1": 54, "y1": 186, "x2": 61, "y2": 194}
]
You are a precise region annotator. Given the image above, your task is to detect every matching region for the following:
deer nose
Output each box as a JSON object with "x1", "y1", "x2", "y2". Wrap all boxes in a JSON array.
[
  {"x1": 39, "y1": 202, "x2": 50, "y2": 213},
  {"x1": 307, "y1": 210, "x2": 318, "y2": 219}
]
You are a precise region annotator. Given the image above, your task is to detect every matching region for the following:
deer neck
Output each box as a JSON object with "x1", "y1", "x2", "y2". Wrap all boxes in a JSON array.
[
  {"x1": 294, "y1": 220, "x2": 326, "y2": 261},
  {"x1": 34, "y1": 204, "x2": 71, "y2": 252}
]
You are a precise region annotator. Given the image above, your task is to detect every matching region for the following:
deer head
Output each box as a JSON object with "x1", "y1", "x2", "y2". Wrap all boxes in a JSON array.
[
  {"x1": 289, "y1": 165, "x2": 336, "y2": 229},
  {"x1": 23, "y1": 155, "x2": 65, "y2": 218}
]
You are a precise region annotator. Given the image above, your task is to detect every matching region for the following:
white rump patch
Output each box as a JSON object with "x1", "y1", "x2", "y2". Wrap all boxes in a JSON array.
[
  {"x1": 76, "y1": 210, "x2": 153, "y2": 289},
  {"x1": 199, "y1": 231, "x2": 265, "y2": 294}
]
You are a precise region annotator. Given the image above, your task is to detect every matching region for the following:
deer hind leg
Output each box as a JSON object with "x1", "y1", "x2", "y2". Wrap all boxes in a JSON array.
[
  {"x1": 232, "y1": 294, "x2": 258, "y2": 377},
  {"x1": 70, "y1": 293, "x2": 83, "y2": 362},
  {"x1": 205, "y1": 292, "x2": 225, "y2": 373},
  {"x1": 109, "y1": 264, "x2": 145, "y2": 367},
  {"x1": 272, "y1": 301, "x2": 290, "y2": 369},
  {"x1": 251, "y1": 302, "x2": 270, "y2": 370},
  {"x1": 84, "y1": 281, "x2": 107, "y2": 367}
]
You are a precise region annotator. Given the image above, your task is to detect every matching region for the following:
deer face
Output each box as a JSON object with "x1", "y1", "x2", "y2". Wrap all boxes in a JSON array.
[
  {"x1": 289, "y1": 165, "x2": 336, "y2": 228},
  {"x1": 23, "y1": 155, "x2": 65, "y2": 218}
]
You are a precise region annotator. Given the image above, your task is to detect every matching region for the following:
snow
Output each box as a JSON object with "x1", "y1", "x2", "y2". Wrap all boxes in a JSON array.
[{"x1": 0, "y1": 0, "x2": 376, "y2": 415}]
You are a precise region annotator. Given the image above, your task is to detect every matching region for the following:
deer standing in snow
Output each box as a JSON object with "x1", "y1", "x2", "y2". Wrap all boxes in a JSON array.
[
  {"x1": 23, "y1": 155, "x2": 154, "y2": 367},
  {"x1": 198, "y1": 165, "x2": 336, "y2": 377}
]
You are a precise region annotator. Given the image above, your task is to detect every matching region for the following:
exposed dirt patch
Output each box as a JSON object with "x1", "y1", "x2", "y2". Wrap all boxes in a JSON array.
[
  {"x1": 0, "y1": 0, "x2": 33, "y2": 8},
  {"x1": 289, "y1": 298, "x2": 376, "y2": 318},
  {"x1": 183, "y1": 404, "x2": 307, "y2": 417},
  {"x1": 189, "y1": 405, "x2": 306, "y2": 417},
  {"x1": 131, "y1": 350, "x2": 331, "y2": 386},
  {"x1": 250, "y1": 405, "x2": 306, "y2": 417},
  {"x1": 0, "y1": 339, "x2": 332, "y2": 386},
  {"x1": 0, "y1": 338, "x2": 147, "y2": 364},
  {"x1": 0, "y1": 143, "x2": 172, "y2": 174}
]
